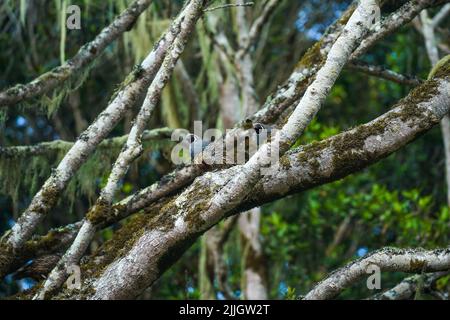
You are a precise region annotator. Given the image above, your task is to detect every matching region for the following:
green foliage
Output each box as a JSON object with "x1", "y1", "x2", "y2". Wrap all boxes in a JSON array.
[
  {"x1": 0, "y1": 138, "x2": 173, "y2": 216},
  {"x1": 1, "y1": 0, "x2": 450, "y2": 300},
  {"x1": 260, "y1": 115, "x2": 450, "y2": 298}
]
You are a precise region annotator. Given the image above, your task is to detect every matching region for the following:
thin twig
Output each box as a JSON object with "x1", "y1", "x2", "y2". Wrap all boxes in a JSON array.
[
  {"x1": 204, "y1": 2, "x2": 254, "y2": 12},
  {"x1": 0, "y1": 128, "x2": 173, "y2": 158},
  {"x1": 348, "y1": 60, "x2": 423, "y2": 86}
]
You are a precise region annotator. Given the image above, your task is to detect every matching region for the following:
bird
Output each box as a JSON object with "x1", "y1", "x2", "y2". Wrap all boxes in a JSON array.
[
  {"x1": 185, "y1": 134, "x2": 209, "y2": 163},
  {"x1": 253, "y1": 123, "x2": 264, "y2": 135},
  {"x1": 252, "y1": 123, "x2": 272, "y2": 147}
]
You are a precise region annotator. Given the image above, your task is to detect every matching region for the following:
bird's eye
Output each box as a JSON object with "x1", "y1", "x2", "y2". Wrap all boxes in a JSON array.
[{"x1": 188, "y1": 134, "x2": 197, "y2": 143}]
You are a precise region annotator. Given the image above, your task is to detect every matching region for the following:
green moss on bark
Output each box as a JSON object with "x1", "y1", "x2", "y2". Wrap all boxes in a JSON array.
[{"x1": 81, "y1": 213, "x2": 152, "y2": 278}]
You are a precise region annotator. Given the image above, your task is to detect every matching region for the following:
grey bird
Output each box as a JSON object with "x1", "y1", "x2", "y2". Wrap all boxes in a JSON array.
[
  {"x1": 253, "y1": 123, "x2": 272, "y2": 147},
  {"x1": 186, "y1": 134, "x2": 209, "y2": 162}
]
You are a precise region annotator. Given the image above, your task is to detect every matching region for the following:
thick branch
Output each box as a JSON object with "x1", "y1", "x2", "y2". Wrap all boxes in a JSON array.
[
  {"x1": 304, "y1": 247, "x2": 450, "y2": 300},
  {"x1": 35, "y1": 0, "x2": 208, "y2": 299},
  {"x1": 77, "y1": 57, "x2": 450, "y2": 300},
  {"x1": 0, "y1": 0, "x2": 188, "y2": 279}
]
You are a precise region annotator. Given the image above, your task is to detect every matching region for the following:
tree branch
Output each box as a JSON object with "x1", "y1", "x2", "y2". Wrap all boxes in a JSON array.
[
  {"x1": 373, "y1": 271, "x2": 449, "y2": 300},
  {"x1": 34, "y1": 0, "x2": 208, "y2": 299},
  {"x1": 432, "y1": 3, "x2": 450, "y2": 27},
  {"x1": 24, "y1": 61, "x2": 448, "y2": 300},
  {"x1": 0, "y1": 0, "x2": 189, "y2": 280},
  {"x1": 205, "y1": 216, "x2": 239, "y2": 300},
  {"x1": 0, "y1": 128, "x2": 173, "y2": 158},
  {"x1": 347, "y1": 60, "x2": 423, "y2": 86},
  {"x1": 304, "y1": 247, "x2": 450, "y2": 300},
  {"x1": 239, "y1": 0, "x2": 281, "y2": 56},
  {"x1": 351, "y1": 0, "x2": 450, "y2": 59},
  {"x1": 204, "y1": 2, "x2": 254, "y2": 12},
  {"x1": 0, "y1": 0, "x2": 154, "y2": 108}
]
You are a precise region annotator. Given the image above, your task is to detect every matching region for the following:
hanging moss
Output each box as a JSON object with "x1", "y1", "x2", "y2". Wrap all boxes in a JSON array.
[
  {"x1": 0, "y1": 135, "x2": 174, "y2": 214},
  {"x1": 0, "y1": 143, "x2": 70, "y2": 211},
  {"x1": 7, "y1": 61, "x2": 97, "y2": 121}
]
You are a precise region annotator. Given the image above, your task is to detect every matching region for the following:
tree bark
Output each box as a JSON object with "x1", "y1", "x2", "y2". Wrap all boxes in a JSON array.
[
  {"x1": 47, "y1": 70, "x2": 450, "y2": 300},
  {"x1": 419, "y1": 8, "x2": 450, "y2": 205}
]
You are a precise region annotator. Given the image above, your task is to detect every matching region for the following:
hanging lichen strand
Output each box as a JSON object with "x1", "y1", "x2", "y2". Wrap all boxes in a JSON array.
[
  {"x1": 0, "y1": 0, "x2": 155, "y2": 120},
  {"x1": 0, "y1": 137, "x2": 173, "y2": 213}
]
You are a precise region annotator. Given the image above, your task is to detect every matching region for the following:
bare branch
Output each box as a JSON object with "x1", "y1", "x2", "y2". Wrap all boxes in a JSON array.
[
  {"x1": 204, "y1": 2, "x2": 254, "y2": 12},
  {"x1": 432, "y1": 3, "x2": 450, "y2": 27},
  {"x1": 241, "y1": 0, "x2": 281, "y2": 55},
  {"x1": 347, "y1": 60, "x2": 423, "y2": 86},
  {"x1": 421, "y1": 10, "x2": 440, "y2": 65}
]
